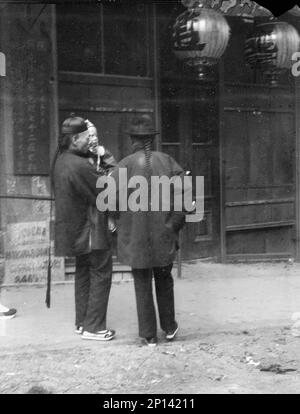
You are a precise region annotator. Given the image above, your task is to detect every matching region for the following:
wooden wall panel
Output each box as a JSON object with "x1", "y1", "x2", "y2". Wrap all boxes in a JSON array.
[
  {"x1": 224, "y1": 112, "x2": 248, "y2": 190},
  {"x1": 227, "y1": 227, "x2": 293, "y2": 256},
  {"x1": 248, "y1": 112, "x2": 272, "y2": 187},
  {"x1": 223, "y1": 18, "x2": 296, "y2": 260},
  {"x1": 272, "y1": 113, "x2": 295, "y2": 185},
  {"x1": 161, "y1": 144, "x2": 180, "y2": 164},
  {"x1": 58, "y1": 76, "x2": 154, "y2": 161}
]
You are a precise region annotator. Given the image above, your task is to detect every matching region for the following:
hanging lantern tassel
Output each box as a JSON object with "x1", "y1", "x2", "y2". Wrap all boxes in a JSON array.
[
  {"x1": 245, "y1": 21, "x2": 300, "y2": 86},
  {"x1": 173, "y1": 2, "x2": 231, "y2": 80}
]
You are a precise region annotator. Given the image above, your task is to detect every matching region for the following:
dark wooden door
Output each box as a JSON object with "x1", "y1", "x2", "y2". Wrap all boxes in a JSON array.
[
  {"x1": 223, "y1": 85, "x2": 296, "y2": 260},
  {"x1": 222, "y1": 17, "x2": 296, "y2": 261},
  {"x1": 161, "y1": 80, "x2": 221, "y2": 260},
  {"x1": 157, "y1": 1, "x2": 221, "y2": 260}
]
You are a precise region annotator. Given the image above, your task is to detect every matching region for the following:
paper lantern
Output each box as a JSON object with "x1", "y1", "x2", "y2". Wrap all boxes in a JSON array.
[
  {"x1": 245, "y1": 20, "x2": 300, "y2": 85},
  {"x1": 173, "y1": 1, "x2": 230, "y2": 79}
]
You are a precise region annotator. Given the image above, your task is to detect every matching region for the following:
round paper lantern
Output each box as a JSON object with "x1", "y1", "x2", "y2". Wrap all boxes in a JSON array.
[
  {"x1": 173, "y1": 1, "x2": 230, "y2": 79},
  {"x1": 245, "y1": 20, "x2": 300, "y2": 85}
]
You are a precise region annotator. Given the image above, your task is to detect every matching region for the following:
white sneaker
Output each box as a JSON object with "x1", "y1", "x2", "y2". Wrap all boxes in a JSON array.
[
  {"x1": 141, "y1": 337, "x2": 158, "y2": 347},
  {"x1": 81, "y1": 329, "x2": 115, "y2": 341},
  {"x1": 75, "y1": 326, "x2": 83, "y2": 335},
  {"x1": 165, "y1": 324, "x2": 179, "y2": 341}
]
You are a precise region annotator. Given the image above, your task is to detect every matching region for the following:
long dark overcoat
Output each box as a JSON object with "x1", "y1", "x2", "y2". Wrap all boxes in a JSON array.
[
  {"x1": 110, "y1": 149, "x2": 188, "y2": 269},
  {"x1": 53, "y1": 150, "x2": 111, "y2": 257}
]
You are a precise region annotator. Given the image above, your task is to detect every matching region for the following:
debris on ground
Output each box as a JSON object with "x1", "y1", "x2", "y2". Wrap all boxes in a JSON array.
[
  {"x1": 259, "y1": 363, "x2": 297, "y2": 374},
  {"x1": 26, "y1": 386, "x2": 52, "y2": 394},
  {"x1": 245, "y1": 356, "x2": 261, "y2": 367}
]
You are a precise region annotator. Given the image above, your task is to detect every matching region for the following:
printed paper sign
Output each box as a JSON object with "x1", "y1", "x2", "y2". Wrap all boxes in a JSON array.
[{"x1": 4, "y1": 221, "x2": 64, "y2": 284}]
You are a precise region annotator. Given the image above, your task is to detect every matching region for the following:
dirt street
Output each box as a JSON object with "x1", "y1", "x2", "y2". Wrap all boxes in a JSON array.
[{"x1": 1, "y1": 261, "x2": 300, "y2": 394}]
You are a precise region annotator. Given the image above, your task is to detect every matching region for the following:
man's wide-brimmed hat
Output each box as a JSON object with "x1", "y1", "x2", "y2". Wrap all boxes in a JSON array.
[{"x1": 125, "y1": 114, "x2": 159, "y2": 136}]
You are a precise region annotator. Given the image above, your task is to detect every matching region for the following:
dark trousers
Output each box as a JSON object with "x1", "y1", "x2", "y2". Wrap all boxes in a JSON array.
[
  {"x1": 132, "y1": 264, "x2": 177, "y2": 339},
  {"x1": 75, "y1": 249, "x2": 112, "y2": 333}
]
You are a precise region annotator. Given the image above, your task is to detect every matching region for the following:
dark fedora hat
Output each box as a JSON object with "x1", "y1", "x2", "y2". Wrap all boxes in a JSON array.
[
  {"x1": 61, "y1": 113, "x2": 88, "y2": 135},
  {"x1": 125, "y1": 114, "x2": 159, "y2": 136}
]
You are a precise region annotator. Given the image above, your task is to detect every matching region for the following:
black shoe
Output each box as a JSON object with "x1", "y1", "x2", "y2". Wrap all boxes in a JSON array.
[
  {"x1": 142, "y1": 337, "x2": 158, "y2": 347},
  {"x1": 166, "y1": 323, "x2": 178, "y2": 341},
  {"x1": 0, "y1": 308, "x2": 17, "y2": 320}
]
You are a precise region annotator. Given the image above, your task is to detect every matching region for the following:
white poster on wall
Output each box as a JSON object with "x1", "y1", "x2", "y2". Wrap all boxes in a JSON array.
[{"x1": 4, "y1": 221, "x2": 64, "y2": 284}]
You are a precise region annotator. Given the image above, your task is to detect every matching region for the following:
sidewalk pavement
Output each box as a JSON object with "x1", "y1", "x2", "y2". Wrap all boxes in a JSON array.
[{"x1": 1, "y1": 261, "x2": 300, "y2": 350}]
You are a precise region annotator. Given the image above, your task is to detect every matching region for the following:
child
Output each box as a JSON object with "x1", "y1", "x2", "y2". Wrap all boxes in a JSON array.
[{"x1": 85, "y1": 119, "x2": 117, "y2": 233}]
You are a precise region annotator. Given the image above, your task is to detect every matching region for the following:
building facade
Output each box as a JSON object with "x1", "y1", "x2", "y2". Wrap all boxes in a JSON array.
[{"x1": 1, "y1": 1, "x2": 300, "y2": 284}]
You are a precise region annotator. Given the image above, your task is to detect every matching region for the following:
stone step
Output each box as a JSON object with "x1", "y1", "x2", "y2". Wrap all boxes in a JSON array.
[{"x1": 0, "y1": 256, "x2": 181, "y2": 287}]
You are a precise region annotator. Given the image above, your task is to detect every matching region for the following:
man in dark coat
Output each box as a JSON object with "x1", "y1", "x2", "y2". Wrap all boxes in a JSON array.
[
  {"x1": 109, "y1": 114, "x2": 189, "y2": 346},
  {"x1": 53, "y1": 115, "x2": 116, "y2": 341}
]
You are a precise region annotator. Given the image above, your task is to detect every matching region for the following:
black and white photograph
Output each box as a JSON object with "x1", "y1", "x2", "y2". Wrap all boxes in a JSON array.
[{"x1": 1, "y1": 0, "x2": 300, "y2": 396}]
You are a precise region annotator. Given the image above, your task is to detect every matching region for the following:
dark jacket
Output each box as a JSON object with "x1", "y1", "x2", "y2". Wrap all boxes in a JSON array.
[
  {"x1": 53, "y1": 150, "x2": 112, "y2": 257},
  {"x1": 110, "y1": 148, "x2": 189, "y2": 269}
]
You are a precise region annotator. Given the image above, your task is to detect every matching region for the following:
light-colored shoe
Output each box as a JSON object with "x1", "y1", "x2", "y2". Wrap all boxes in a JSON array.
[
  {"x1": 81, "y1": 329, "x2": 115, "y2": 341},
  {"x1": 141, "y1": 337, "x2": 158, "y2": 347},
  {"x1": 166, "y1": 324, "x2": 178, "y2": 341},
  {"x1": 75, "y1": 326, "x2": 83, "y2": 335}
]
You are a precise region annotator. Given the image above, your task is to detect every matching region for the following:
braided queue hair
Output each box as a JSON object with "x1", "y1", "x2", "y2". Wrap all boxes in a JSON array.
[
  {"x1": 143, "y1": 137, "x2": 153, "y2": 184},
  {"x1": 131, "y1": 135, "x2": 153, "y2": 197},
  {"x1": 142, "y1": 137, "x2": 153, "y2": 265}
]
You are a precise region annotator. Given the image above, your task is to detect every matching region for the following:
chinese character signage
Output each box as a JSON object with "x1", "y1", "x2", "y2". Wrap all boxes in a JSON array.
[
  {"x1": 9, "y1": 6, "x2": 52, "y2": 175},
  {"x1": 5, "y1": 221, "x2": 64, "y2": 284}
]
